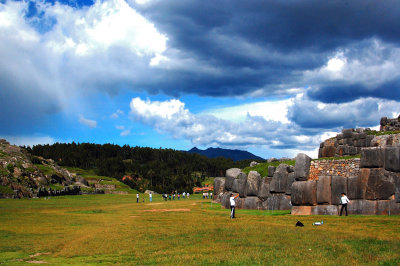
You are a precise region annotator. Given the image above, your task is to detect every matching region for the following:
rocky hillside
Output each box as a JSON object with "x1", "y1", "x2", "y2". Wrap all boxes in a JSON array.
[{"x1": 0, "y1": 139, "x2": 89, "y2": 198}]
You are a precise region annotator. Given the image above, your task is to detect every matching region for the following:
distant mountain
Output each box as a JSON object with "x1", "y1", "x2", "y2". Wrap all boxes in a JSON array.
[{"x1": 187, "y1": 147, "x2": 264, "y2": 161}]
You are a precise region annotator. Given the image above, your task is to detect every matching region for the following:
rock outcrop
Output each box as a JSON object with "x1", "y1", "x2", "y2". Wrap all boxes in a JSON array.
[{"x1": 0, "y1": 139, "x2": 91, "y2": 198}]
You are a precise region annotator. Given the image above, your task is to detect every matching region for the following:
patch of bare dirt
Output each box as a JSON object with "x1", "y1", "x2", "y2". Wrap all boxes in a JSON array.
[
  {"x1": 26, "y1": 260, "x2": 47, "y2": 264},
  {"x1": 143, "y1": 208, "x2": 191, "y2": 212}
]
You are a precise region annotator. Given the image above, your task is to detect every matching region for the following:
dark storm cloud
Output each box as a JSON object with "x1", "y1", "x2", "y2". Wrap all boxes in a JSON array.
[
  {"x1": 134, "y1": 0, "x2": 400, "y2": 98},
  {"x1": 307, "y1": 81, "x2": 400, "y2": 103}
]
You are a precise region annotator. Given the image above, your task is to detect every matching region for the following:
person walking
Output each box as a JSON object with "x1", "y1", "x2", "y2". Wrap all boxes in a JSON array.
[
  {"x1": 136, "y1": 193, "x2": 139, "y2": 203},
  {"x1": 149, "y1": 192, "x2": 152, "y2": 203},
  {"x1": 230, "y1": 193, "x2": 239, "y2": 219},
  {"x1": 340, "y1": 193, "x2": 350, "y2": 216}
]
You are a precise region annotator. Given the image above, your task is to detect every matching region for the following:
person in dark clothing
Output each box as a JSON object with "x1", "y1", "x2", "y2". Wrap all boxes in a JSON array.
[{"x1": 340, "y1": 193, "x2": 350, "y2": 216}]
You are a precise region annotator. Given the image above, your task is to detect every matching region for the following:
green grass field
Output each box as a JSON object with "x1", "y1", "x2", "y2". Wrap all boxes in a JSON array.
[{"x1": 1, "y1": 194, "x2": 400, "y2": 265}]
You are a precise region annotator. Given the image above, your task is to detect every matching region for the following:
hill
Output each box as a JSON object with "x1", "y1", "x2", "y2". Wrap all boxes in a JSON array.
[
  {"x1": 187, "y1": 147, "x2": 264, "y2": 161},
  {"x1": 0, "y1": 139, "x2": 133, "y2": 198}
]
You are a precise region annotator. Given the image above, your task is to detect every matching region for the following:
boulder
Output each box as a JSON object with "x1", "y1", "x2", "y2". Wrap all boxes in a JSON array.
[
  {"x1": 250, "y1": 161, "x2": 259, "y2": 167},
  {"x1": 291, "y1": 180, "x2": 317, "y2": 206},
  {"x1": 246, "y1": 171, "x2": 261, "y2": 196},
  {"x1": 347, "y1": 200, "x2": 376, "y2": 215},
  {"x1": 285, "y1": 172, "x2": 295, "y2": 195},
  {"x1": 320, "y1": 145, "x2": 336, "y2": 158},
  {"x1": 225, "y1": 168, "x2": 242, "y2": 191},
  {"x1": 311, "y1": 205, "x2": 338, "y2": 215},
  {"x1": 221, "y1": 192, "x2": 231, "y2": 209},
  {"x1": 213, "y1": 177, "x2": 226, "y2": 201},
  {"x1": 384, "y1": 146, "x2": 400, "y2": 172},
  {"x1": 237, "y1": 172, "x2": 248, "y2": 198},
  {"x1": 266, "y1": 194, "x2": 281, "y2": 210},
  {"x1": 376, "y1": 200, "x2": 400, "y2": 215},
  {"x1": 365, "y1": 168, "x2": 395, "y2": 200},
  {"x1": 331, "y1": 176, "x2": 347, "y2": 205},
  {"x1": 270, "y1": 164, "x2": 289, "y2": 193},
  {"x1": 232, "y1": 179, "x2": 240, "y2": 193},
  {"x1": 342, "y1": 128, "x2": 354, "y2": 138},
  {"x1": 316, "y1": 176, "x2": 331, "y2": 204},
  {"x1": 360, "y1": 147, "x2": 384, "y2": 168},
  {"x1": 235, "y1": 197, "x2": 245, "y2": 209},
  {"x1": 279, "y1": 194, "x2": 292, "y2": 210},
  {"x1": 268, "y1": 166, "x2": 276, "y2": 177},
  {"x1": 291, "y1": 206, "x2": 312, "y2": 215},
  {"x1": 244, "y1": 197, "x2": 261, "y2": 209},
  {"x1": 294, "y1": 153, "x2": 311, "y2": 181},
  {"x1": 347, "y1": 174, "x2": 368, "y2": 200},
  {"x1": 258, "y1": 177, "x2": 271, "y2": 200}
]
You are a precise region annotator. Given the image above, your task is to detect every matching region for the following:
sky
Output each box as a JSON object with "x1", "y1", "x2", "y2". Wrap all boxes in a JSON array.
[{"x1": 1, "y1": 0, "x2": 399, "y2": 159}]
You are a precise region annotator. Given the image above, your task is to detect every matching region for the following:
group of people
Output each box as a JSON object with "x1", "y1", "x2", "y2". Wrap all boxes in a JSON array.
[
  {"x1": 202, "y1": 192, "x2": 212, "y2": 199},
  {"x1": 162, "y1": 192, "x2": 190, "y2": 201},
  {"x1": 228, "y1": 192, "x2": 351, "y2": 219}
]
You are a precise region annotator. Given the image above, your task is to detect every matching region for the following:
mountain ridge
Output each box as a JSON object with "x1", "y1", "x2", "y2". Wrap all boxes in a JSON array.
[{"x1": 187, "y1": 147, "x2": 264, "y2": 161}]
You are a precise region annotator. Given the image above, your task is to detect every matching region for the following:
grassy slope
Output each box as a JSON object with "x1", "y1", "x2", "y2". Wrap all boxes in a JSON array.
[
  {"x1": 64, "y1": 167, "x2": 137, "y2": 194},
  {"x1": 242, "y1": 160, "x2": 296, "y2": 177},
  {"x1": 0, "y1": 195, "x2": 399, "y2": 265}
]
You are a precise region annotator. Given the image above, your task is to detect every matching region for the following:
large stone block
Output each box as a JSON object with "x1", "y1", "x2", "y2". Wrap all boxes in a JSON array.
[
  {"x1": 317, "y1": 176, "x2": 331, "y2": 204},
  {"x1": 376, "y1": 200, "x2": 400, "y2": 215},
  {"x1": 225, "y1": 168, "x2": 241, "y2": 191},
  {"x1": 347, "y1": 174, "x2": 368, "y2": 200},
  {"x1": 246, "y1": 171, "x2": 261, "y2": 196},
  {"x1": 361, "y1": 147, "x2": 384, "y2": 168},
  {"x1": 244, "y1": 197, "x2": 261, "y2": 210},
  {"x1": 232, "y1": 179, "x2": 240, "y2": 193},
  {"x1": 321, "y1": 145, "x2": 336, "y2": 157},
  {"x1": 347, "y1": 200, "x2": 376, "y2": 215},
  {"x1": 279, "y1": 194, "x2": 292, "y2": 210},
  {"x1": 384, "y1": 146, "x2": 400, "y2": 172},
  {"x1": 270, "y1": 164, "x2": 289, "y2": 193},
  {"x1": 258, "y1": 177, "x2": 271, "y2": 200},
  {"x1": 235, "y1": 197, "x2": 245, "y2": 209},
  {"x1": 221, "y1": 192, "x2": 231, "y2": 209},
  {"x1": 291, "y1": 180, "x2": 317, "y2": 206},
  {"x1": 291, "y1": 206, "x2": 312, "y2": 215},
  {"x1": 232, "y1": 173, "x2": 247, "y2": 197},
  {"x1": 331, "y1": 176, "x2": 347, "y2": 205},
  {"x1": 285, "y1": 172, "x2": 295, "y2": 195},
  {"x1": 213, "y1": 177, "x2": 226, "y2": 202},
  {"x1": 268, "y1": 166, "x2": 276, "y2": 177},
  {"x1": 294, "y1": 153, "x2": 311, "y2": 181},
  {"x1": 365, "y1": 168, "x2": 395, "y2": 200},
  {"x1": 311, "y1": 205, "x2": 338, "y2": 215},
  {"x1": 342, "y1": 128, "x2": 354, "y2": 138}
]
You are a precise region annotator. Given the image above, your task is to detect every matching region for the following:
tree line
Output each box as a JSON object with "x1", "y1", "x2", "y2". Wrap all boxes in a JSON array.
[{"x1": 26, "y1": 143, "x2": 261, "y2": 193}]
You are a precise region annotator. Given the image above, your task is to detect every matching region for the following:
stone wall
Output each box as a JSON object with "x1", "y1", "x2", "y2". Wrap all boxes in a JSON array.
[
  {"x1": 380, "y1": 116, "x2": 400, "y2": 131},
  {"x1": 308, "y1": 158, "x2": 360, "y2": 180},
  {"x1": 292, "y1": 146, "x2": 400, "y2": 215},
  {"x1": 214, "y1": 153, "x2": 311, "y2": 211},
  {"x1": 318, "y1": 128, "x2": 374, "y2": 158}
]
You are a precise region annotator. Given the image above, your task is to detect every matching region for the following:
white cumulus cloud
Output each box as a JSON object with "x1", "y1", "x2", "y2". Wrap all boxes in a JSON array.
[{"x1": 79, "y1": 116, "x2": 97, "y2": 128}]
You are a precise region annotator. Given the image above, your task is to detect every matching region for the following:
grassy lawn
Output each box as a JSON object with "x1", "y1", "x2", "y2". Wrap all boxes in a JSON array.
[{"x1": 1, "y1": 194, "x2": 400, "y2": 265}]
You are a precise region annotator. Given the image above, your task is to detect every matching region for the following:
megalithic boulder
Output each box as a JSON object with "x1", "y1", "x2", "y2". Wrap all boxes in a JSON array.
[{"x1": 294, "y1": 153, "x2": 311, "y2": 181}]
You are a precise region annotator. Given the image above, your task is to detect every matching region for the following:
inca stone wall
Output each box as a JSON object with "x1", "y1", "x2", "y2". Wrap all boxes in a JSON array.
[
  {"x1": 308, "y1": 159, "x2": 360, "y2": 180},
  {"x1": 214, "y1": 153, "x2": 313, "y2": 211},
  {"x1": 319, "y1": 128, "x2": 374, "y2": 158},
  {"x1": 292, "y1": 146, "x2": 400, "y2": 215},
  {"x1": 380, "y1": 116, "x2": 400, "y2": 131}
]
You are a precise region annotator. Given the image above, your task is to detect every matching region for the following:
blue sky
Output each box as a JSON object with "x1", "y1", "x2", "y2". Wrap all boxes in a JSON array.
[{"x1": 1, "y1": 0, "x2": 400, "y2": 159}]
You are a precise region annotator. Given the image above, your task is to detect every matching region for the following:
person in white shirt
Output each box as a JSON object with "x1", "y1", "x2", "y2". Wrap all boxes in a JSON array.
[
  {"x1": 340, "y1": 193, "x2": 350, "y2": 216},
  {"x1": 136, "y1": 193, "x2": 139, "y2": 203},
  {"x1": 230, "y1": 193, "x2": 239, "y2": 219},
  {"x1": 149, "y1": 192, "x2": 152, "y2": 203},
  {"x1": 187, "y1": 192, "x2": 190, "y2": 199}
]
